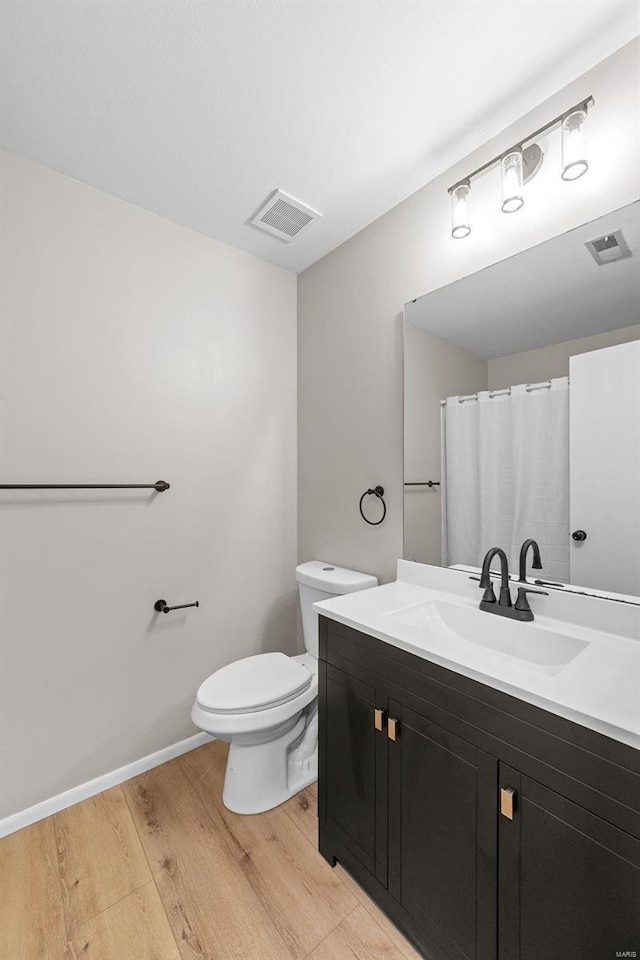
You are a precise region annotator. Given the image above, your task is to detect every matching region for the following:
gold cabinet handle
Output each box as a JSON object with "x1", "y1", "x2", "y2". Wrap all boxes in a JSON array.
[
  {"x1": 500, "y1": 787, "x2": 516, "y2": 820},
  {"x1": 388, "y1": 717, "x2": 399, "y2": 741},
  {"x1": 374, "y1": 708, "x2": 385, "y2": 732}
]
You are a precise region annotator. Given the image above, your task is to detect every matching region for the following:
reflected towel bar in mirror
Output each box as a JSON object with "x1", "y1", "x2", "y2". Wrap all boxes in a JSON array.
[{"x1": 0, "y1": 480, "x2": 170, "y2": 492}]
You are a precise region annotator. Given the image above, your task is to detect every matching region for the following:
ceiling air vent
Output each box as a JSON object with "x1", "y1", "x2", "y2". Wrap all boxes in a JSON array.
[
  {"x1": 585, "y1": 229, "x2": 632, "y2": 266},
  {"x1": 249, "y1": 190, "x2": 321, "y2": 242}
]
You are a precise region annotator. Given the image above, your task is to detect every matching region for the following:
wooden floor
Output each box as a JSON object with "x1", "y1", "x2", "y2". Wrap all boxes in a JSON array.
[{"x1": 1, "y1": 741, "x2": 421, "y2": 960}]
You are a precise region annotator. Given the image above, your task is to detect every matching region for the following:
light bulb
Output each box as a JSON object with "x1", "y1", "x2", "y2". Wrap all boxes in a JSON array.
[
  {"x1": 562, "y1": 108, "x2": 588, "y2": 181},
  {"x1": 501, "y1": 150, "x2": 524, "y2": 213},
  {"x1": 451, "y1": 182, "x2": 471, "y2": 239}
]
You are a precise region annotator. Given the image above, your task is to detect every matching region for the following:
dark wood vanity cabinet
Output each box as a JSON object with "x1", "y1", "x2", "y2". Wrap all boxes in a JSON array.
[
  {"x1": 387, "y1": 701, "x2": 497, "y2": 960},
  {"x1": 323, "y1": 664, "x2": 388, "y2": 883},
  {"x1": 318, "y1": 616, "x2": 640, "y2": 960},
  {"x1": 498, "y1": 766, "x2": 640, "y2": 960}
]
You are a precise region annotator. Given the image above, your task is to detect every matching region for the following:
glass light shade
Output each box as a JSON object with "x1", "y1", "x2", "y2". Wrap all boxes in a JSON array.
[
  {"x1": 562, "y1": 108, "x2": 588, "y2": 181},
  {"x1": 501, "y1": 150, "x2": 524, "y2": 213},
  {"x1": 451, "y1": 183, "x2": 471, "y2": 239}
]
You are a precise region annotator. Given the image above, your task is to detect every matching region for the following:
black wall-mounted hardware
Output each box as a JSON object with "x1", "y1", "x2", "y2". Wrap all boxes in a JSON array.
[
  {"x1": 404, "y1": 481, "x2": 440, "y2": 488},
  {"x1": 0, "y1": 480, "x2": 170, "y2": 492},
  {"x1": 572, "y1": 529, "x2": 587, "y2": 541},
  {"x1": 359, "y1": 486, "x2": 386, "y2": 525},
  {"x1": 154, "y1": 599, "x2": 199, "y2": 614}
]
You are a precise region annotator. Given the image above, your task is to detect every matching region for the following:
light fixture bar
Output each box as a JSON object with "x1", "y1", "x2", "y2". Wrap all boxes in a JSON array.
[{"x1": 447, "y1": 95, "x2": 594, "y2": 195}]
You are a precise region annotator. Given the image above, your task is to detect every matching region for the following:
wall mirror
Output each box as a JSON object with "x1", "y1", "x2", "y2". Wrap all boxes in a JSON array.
[{"x1": 403, "y1": 200, "x2": 640, "y2": 602}]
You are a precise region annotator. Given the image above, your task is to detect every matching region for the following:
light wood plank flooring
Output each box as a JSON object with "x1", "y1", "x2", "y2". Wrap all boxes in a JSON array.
[{"x1": 0, "y1": 741, "x2": 422, "y2": 960}]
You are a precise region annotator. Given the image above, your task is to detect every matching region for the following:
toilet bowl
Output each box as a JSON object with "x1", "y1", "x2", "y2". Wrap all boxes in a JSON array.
[{"x1": 191, "y1": 561, "x2": 377, "y2": 815}]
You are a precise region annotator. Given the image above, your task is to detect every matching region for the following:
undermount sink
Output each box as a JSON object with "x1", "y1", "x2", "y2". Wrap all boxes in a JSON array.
[{"x1": 384, "y1": 598, "x2": 589, "y2": 674}]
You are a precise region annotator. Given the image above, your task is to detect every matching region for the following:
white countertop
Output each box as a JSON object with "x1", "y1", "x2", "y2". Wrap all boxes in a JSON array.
[{"x1": 314, "y1": 561, "x2": 640, "y2": 750}]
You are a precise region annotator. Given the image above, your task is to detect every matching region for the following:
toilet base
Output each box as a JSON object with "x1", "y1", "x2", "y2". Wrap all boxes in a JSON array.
[{"x1": 222, "y1": 707, "x2": 318, "y2": 815}]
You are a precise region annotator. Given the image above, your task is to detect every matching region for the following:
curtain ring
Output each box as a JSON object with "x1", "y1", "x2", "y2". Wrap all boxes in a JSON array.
[{"x1": 359, "y1": 486, "x2": 386, "y2": 525}]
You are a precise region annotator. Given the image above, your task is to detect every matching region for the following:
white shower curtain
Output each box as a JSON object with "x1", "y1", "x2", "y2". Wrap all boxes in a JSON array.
[{"x1": 441, "y1": 378, "x2": 570, "y2": 582}]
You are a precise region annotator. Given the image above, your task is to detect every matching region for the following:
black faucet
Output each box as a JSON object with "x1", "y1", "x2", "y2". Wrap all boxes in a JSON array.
[
  {"x1": 518, "y1": 538, "x2": 543, "y2": 582},
  {"x1": 478, "y1": 545, "x2": 548, "y2": 622},
  {"x1": 479, "y1": 547, "x2": 512, "y2": 607}
]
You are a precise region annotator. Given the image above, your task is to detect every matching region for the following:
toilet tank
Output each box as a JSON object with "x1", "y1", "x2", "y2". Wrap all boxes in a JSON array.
[{"x1": 295, "y1": 561, "x2": 378, "y2": 658}]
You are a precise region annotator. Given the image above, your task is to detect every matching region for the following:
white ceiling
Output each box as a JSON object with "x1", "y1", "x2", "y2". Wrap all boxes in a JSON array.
[
  {"x1": 404, "y1": 201, "x2": 640, "y2": 359},
  {"x1": 1, "y1": 1, "x2": 638, "y2": 274}
]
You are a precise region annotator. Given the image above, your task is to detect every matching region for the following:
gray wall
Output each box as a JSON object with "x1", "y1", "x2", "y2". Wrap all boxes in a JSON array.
[
  {"x1": 403, "y1": 326, "x2": 487, "y2": 565},
  {"x1": 0, "y1": 152, "x2": 297, "y2": 818},
  {"x1": 298, "y1": 39, "x2": 640, "y2": 585},
  {"x1": 488, "y1": 324, "x2": 640, "y2": 389}
]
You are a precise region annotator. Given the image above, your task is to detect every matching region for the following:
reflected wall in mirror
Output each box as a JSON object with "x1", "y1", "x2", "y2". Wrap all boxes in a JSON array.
[{"x1": 403, "y1": 200, "x2": 640, "y2": 601}]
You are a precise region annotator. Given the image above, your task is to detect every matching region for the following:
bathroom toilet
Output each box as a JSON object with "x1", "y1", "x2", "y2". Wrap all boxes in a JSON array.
[{"x1": 191, "y1": 561, "x2": 377, "y2": 814}]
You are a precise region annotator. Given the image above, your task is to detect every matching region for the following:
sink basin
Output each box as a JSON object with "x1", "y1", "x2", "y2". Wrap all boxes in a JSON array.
[{"x1": 385, "y1": 598, "x2": 589, "y2": 674}]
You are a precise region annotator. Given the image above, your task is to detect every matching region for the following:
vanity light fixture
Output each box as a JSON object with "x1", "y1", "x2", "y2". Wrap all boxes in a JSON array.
[
  {"x1": 447, "y1": 96, "x2": 593, "y2": 237},
  {"x1": 451, "y1": 181, "x2": 471, "y2": 239},
  {"x1": 561, "y1": 107, "x2": 589, "y2": 180},
  {"x1": 501, "y1": 149, "x2": 524, "y2": 213}
]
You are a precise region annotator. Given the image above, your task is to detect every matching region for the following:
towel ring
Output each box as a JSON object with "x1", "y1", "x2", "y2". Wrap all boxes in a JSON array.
[{"x1": 359, "y1": 486, "x2": 386, "y2": 526}]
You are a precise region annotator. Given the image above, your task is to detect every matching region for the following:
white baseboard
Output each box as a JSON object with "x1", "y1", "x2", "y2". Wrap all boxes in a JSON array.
[{"x1": 0, "y1": 731, "x2": 214, "y2": 839}]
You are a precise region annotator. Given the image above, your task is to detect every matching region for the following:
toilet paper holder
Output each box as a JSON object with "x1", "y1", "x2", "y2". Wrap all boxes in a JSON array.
[{"x1": 154, "y1": 599, "x2": 200, "y2": 614}]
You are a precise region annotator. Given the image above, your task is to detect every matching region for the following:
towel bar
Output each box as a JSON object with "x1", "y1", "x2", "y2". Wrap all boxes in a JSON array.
[{"x1": 0, "y1": 480, "x2": 170, "y2": 492}]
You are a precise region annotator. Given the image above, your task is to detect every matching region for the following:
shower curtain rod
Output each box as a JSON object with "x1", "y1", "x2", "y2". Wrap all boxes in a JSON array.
[{"x1": 439, "y1": 377, "x2": 568, "y2": 406}]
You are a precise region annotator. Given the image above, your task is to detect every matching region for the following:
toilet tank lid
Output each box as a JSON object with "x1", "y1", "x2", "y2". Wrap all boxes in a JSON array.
[{"x1": 295, "y1": 561, "x2": 378, "y2": 594}]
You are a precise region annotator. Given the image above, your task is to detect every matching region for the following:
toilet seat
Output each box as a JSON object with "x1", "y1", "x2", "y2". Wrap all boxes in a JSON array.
[
  {"x1": 192, "y1": 653, "x2": 317, "y2": 739},
  {"x1": 196, "y1": 652, "x2": 312, "y2": 715}
]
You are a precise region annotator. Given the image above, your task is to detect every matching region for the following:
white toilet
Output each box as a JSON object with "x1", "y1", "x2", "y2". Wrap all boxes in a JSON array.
[{"x1": 191, "y1": 560, "x2": 377, "y2": 814}]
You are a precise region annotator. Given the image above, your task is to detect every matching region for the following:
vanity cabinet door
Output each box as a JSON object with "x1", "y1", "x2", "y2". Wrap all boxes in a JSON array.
[
  {"x1": 387, "y1": 700, "x2": 497, "y2": 960},
  {"x1": 319, "y1": 662, "x2": 388, "y2": 884},
  {"x1": 498, "y1": 764, "x2": 640, "y2": 960}
]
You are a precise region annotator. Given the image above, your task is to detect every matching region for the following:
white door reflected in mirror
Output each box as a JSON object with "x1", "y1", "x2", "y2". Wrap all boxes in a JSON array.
[{"x1": 570, "y1": 341, "x2": 640, "y2": 596}]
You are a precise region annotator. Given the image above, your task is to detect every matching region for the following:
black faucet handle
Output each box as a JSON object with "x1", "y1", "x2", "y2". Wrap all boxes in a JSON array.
[
  {"x1": 515, "y1": 586, "x2": 549, "y2": 612},
  {"x1": 470, "y1": 573, "x2": 498, "y2": 604},
  {"x1": 481, "y1": 582, "x2": 497, "y2": 604}
]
